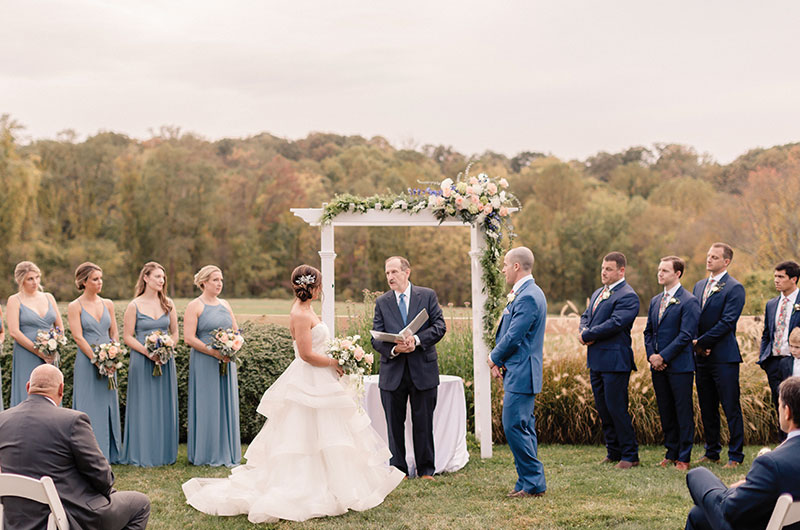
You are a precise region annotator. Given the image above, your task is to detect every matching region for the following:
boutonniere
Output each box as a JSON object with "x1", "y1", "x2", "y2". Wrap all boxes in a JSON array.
[
  {"x1": 601, "y1": 289, "x2": 613, "y2": 301},
  {"x1": 668, "y1": 297, "x2": 680, "y2": 306},
  {"x1": 794, "y1": 303, "x2": 800, "y2": 313},
  {"x1": 507, "y1": 292, "x2": 516, "y2": 304},
  {"x1": 709, "y1": 281, "x2": 725, "y2": 295}
]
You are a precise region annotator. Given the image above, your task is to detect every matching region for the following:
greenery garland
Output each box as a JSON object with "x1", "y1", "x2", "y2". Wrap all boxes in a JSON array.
[{"x1": 321, "y1": 167, "x2": 518, "y2": 348}]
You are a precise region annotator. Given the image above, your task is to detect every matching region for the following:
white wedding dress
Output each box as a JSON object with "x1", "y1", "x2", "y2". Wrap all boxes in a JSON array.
[{"x1": 182, "y1": 322, "x2": 405, "y2": 524}]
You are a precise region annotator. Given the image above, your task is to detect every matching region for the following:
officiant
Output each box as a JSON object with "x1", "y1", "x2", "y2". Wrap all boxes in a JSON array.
[{"x1": 371, "y1": 256, "x2": 447, "y2": 479}]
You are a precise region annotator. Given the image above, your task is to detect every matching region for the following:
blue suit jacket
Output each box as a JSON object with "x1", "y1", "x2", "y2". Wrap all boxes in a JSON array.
[
  {"x1": 711, "y1": 435, "x2": 800, "y2": 530},
  {"x1": 643, "y1": 286, "x2": 700, "y2": 373},
  {"x1": 489, "y1": 278, "x2": 547, "y2": 395},
  {"x1": 759, "y1": 295, "x2": 800, "y2": 364},
  {"x1": 692, "y1": 273, "x2": 745, "y2": 363},
  {"x1": 580, "y1": 280, "x2": 639, "y2": 372},
  {"x1": 372, "y1": 284, "x2": 447, "y2": 391}
]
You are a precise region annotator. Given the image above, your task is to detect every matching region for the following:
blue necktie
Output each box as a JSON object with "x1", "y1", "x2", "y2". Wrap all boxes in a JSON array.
[{"x1": 398, "y1": 293, "x2": 408, "y2": 325}]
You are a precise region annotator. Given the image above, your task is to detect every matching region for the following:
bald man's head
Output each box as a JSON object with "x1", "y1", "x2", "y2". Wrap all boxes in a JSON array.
[
  {"x1": 507, "y1": 247, "x2": 534, "y2": 272},
  {"x1": 27, "y1": 364, "x2": 64, "y2": 404}
]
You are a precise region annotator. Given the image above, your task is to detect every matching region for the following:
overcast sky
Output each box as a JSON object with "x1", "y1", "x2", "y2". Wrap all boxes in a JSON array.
[{"x1": 2, "y1": 0, "x2": 798, "y2": 162}]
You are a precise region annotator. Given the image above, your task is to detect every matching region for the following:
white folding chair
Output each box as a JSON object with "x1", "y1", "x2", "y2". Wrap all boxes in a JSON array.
[
  {"x1": 0, "y1": 473, "x2": 69, "y2": 530},
  {"x1": 766, "y1": 494, "x2": 800, "y2": 530}
]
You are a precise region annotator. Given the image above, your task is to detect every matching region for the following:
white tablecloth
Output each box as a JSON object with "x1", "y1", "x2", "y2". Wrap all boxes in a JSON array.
[{"x1": 361, "y1": 374, "x2": 469, "y2": 476}]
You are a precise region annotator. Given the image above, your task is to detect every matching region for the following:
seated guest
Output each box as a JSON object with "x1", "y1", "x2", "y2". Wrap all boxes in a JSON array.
[
  {"x1": 684, "y1": 376, "x2": 800, "y2": 530},
  {"x1": 0, "y1": 364, "x2": 150, "y2": 530}
]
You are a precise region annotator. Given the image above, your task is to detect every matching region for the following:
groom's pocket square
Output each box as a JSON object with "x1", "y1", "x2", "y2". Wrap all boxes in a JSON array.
[{"x1": 502, "y1": 308, "x2": 510, "y2": 315}]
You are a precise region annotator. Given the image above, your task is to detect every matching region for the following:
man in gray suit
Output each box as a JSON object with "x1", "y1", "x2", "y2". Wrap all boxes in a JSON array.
[{"x1": 0, "y1": 364, "x2": 150, "y2": 530}]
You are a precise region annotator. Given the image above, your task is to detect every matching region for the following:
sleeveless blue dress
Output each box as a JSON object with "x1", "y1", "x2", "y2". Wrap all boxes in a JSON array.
[
  {"x1": 72, "y1": 305, "x2": 122, "y2": 463},
  {"x1": 11, "y1": 302, "x2": 57, "y2": 407},
  {"x1": 187, "y1": 303, "x2": 241, "y2": 466},
  {"x1": 120, "y1": 308, "x2": 178, "y2": 466}
]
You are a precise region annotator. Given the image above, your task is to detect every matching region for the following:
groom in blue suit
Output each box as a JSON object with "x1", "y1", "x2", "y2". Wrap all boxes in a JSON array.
[
  {"x1": 580, "y1": 252, "x2": 640, "y2": 468},
  {"x1": 644, "y1": 256, "x2": 700, "y2": 470},
  {"x1": 488, "y1": 246, "x2": 547, "y2": 498},
  {"x1": 372, "y1": 256, "x2": 447, "y2": 478}
]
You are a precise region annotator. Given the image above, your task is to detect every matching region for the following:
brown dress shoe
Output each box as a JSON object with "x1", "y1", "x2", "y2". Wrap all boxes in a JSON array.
[
  {"x1": 696, "y1": 456, "x2": 720, "y2": 464},
  {"x1": 657, "y1": 459, "x2": 676, "y2": 467},
  {"x1": 615, "y1": 460, "x2": 640, "y2": 469},
  {"x1": 722, "y1": 461, "x2": 741, "y2": 469},
  {"x1": 599, "y1": 457, "x2": 620, "y2": 465},
  {"x1": 508, "y1": 490, "x2": 545, "y2": 498},
  {"x1": 420, "y1": 475, "x2": 435, "y2": 480},
  {"x1": 675, "y1": 462, "x2": 691, "y2": 471}
]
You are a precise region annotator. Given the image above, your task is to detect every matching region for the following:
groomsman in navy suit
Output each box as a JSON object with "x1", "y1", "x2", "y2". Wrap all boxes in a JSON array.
[
  {"x1": 372, "y1": 256, "x2": 447, "y2": 478},
  {"x1": 685, "y1": 376, "x2": 800, "y2": 530},
  {"x1": 759, "y1": 260, "x2": 800, "y2": 439},
  {"x1": 488, "y1": 247, "x2": 547, "y2": 498},
  {"x1": 692, "y1": 243, "x2": 746, "y2": 468},
  {"x1": 579, "y1": 252, "x2": 640, "y2": 469},
  {"x1": 644, "y1": 256, "x2": 700, "y2": 470}
]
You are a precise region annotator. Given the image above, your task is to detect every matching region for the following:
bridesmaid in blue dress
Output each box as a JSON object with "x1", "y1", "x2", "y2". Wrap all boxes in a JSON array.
[
  {"x1": 67, "y1": 262, "x2": 123, "y2": 463},
  {"x1": 185, "y1": 265, "x2": 241, "y2": 466},
  {"x1": 6, "y1": 261, "x2": 64, "y2": 408},
  {"x1": 121, "y1": 261, "x2": 179, "y2": 466}
]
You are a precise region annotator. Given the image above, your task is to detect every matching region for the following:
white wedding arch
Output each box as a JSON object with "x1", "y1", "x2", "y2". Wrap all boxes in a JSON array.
[{"x1": 290, "y1": 206, "x2": 495, "y2": 458}]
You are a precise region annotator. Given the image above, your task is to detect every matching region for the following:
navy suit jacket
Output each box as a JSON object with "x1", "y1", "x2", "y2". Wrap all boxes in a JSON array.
[
  {"x1": 643, "y1": 286, "x2": 700, "y2": 373},
  {"x1": 580, "y1": 280, "x2": 639, "y2": 372},
  {"x1": 711, "y1": 435, "x2": 800, "y2": 530},
  {"x1": 759, "y1": 294, "x2": 800, "y2": 364},
  {"x1": 692, "y1": 273, "x2": 745, "y2": 363},
  {"x1": 489, "y1": 278, "x2": 547, "y2": 395},
  {"x1": 372, "y1": 284, "x2": 446, "y2": 392}
]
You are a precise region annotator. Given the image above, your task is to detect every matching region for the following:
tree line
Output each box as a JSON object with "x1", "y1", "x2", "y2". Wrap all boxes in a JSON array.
[{"x1": 2, "y1": 114, "x2": 798, "y2": 314}]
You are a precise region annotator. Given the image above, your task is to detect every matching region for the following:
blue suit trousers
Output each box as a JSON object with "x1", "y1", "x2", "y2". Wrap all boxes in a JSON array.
[{"x1": 502, "y1": 391, "x2": 546, "y2": 494}]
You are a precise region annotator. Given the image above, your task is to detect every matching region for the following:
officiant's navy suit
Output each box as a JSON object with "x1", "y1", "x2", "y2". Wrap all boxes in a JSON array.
[
  {"x1": 685, "y1": 435, "x2": 800, "y2": 530},
  {"x1": 692, "y1": 273, "x2": 746, "y2": 463},
  {"x1": 759, "y1": 295, "x2": 800, "y2": 415},
  {"x1": 372, "y1": 283, "x2": 446, "y2": 477},
  {"x1": 580, "y1": 280, "x2": 640, "y2": 463},
  {"x1": 490, "y1": 277, "x2": 547, "y2": 495},
  {"x1": 644, "y1": 286, "x2": 700, "y2": 463}
]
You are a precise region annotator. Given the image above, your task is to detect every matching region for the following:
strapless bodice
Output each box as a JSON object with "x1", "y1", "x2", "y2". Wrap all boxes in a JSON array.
[{"x1": 292, "y1": 322, "x2": 330, "y2": 360}]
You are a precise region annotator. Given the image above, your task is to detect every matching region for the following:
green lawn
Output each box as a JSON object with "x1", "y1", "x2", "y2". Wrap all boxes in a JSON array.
[{"x1": 113, "y1": 441, "x2": 762, "y2": 529}]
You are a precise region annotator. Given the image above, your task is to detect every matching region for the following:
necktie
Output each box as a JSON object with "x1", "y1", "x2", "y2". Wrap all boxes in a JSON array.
[
  {"x1": 592, "y1": 286, "x2": 609, "y2": 314},
  {"x1": 658, "y1": 291, "x2": 670, "y2": 322},
  {"x1": 398, "y1": 293, "x2": 408, "y2": 325},
  {"x1": 701, "y1": 278, "x2": 715, "y2": 307},
  {"x1": 773, "y1": 297, "x2": 790, "y2": 356}
]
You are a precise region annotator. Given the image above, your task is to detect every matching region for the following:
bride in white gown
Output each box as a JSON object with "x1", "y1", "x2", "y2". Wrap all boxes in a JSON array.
[{"x1": 182, "y1": 265, "x2": 405, "y2": 524}]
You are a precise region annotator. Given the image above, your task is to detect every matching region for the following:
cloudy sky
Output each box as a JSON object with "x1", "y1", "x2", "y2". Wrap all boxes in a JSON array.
[{"x1": 2, "y1": 0, "x2": 798, "y2": 162}]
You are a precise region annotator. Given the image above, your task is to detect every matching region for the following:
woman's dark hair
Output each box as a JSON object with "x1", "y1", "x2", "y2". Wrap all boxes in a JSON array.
[{"x1": 291, "y1": 265, "x2": 321, "y2": 302}]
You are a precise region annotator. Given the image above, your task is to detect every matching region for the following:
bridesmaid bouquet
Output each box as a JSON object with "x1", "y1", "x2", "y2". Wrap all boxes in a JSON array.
[
  {"x1": 326, "y1": 334, "x2": 374, "y2": 399},
  {"x1": 91, "y1": 341, "x2": 127, "y2": 389},
  {"x1": 211, "y1": 328, "x2": 244, "y2": 376},
  {"x1": 144, "y1": 330, "x2": 176, "y2": 376},
  {"x1": 35, "y1": 327, "x2": 68, "y2": 369}
]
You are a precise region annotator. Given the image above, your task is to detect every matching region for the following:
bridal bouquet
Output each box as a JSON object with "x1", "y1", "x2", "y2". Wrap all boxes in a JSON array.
[
  {"x1": 91, "y1": 341, "x2": 126, "y2": 389},
  {"x1": 35, "y1": 327, "x2": 68, "y2": 368},
  {"x1": 211, "y1": 328, "x2": 244, "y2": 376},
  {"x1": 144, "y1": 330, "x2": 176, "y2": 376},
  {"x1": 326, "y1": 335, "x2": 374, "y2": 399}
]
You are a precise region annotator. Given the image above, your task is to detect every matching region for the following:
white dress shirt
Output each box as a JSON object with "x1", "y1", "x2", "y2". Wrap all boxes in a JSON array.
[
  {"x1": 773, "y1": 288, "x2": 799, "y2": 357},
  {"x1": 390, "y1": 282, "x2": 420, "y2": 355},
  {"x1": 662, "y1": 282, "x2": 682, "y2": 300},
  {"x1": 793, "y1": 358, "x2": 800, "y2": 377},
  {"x1": 511, "y1": 274, "x2": 533, "y2": 295}
]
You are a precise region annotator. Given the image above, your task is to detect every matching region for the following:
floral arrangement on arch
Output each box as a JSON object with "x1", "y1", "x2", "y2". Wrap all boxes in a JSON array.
[{"x1": 320, "y1": 166, "x2": 518, "y2": 347}]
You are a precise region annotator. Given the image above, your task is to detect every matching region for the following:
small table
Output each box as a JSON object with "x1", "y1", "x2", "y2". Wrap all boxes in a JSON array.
[{"x1": 361, "y1": 374, "x2": 469, "y2": 476}]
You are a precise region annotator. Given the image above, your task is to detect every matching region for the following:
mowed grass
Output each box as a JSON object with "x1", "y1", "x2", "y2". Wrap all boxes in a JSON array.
[{"x1": 113, "y1": 441, "x2": 765, "y2": 529}]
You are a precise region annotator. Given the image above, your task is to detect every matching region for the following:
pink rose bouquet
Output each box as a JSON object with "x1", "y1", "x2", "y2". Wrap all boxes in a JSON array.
[
  {"x1": 211, "y1": 328, "x2": 244, "y2": 376},
  {"x1": 91, "y1": 341, "x2": 127, "y2": 389},
  {"x1": 144, "y1": 330, "x2": 176, "y2": 376}
]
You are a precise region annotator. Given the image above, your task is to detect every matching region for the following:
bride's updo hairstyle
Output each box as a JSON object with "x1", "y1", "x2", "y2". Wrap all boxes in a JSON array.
[{"x1": 291, "y1": 265, "x2": 321, "y2": 302}]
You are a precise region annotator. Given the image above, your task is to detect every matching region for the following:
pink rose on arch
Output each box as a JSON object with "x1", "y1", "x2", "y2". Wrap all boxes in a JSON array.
[
  {"x1": 499, "y1": 206, "x2": 509, "y2": 217},
  {"x1": 469, "y1": 176, "x2": 479, "y2": 185},
  {"x1": 455, "y1": 196, "x2": 466, "y2": 209},
  {"x1": 486, "y1": 182, "x2": 498, "y2": 195},
  {"x1": 465, "y1": 185, "x2": 474, "y2": 195},
  {"x1": 470, "y1": 194, "x2": 481, "y2": 204},
  {"x1": 499, "y1": 178, "x2": 509, "y2": 188},
  {"x1": 484, "y1": 204, "x2": 493, "y2": 214},
  {"x1": 364, "y1": 353, "x2": 374, "y2": 364},
  {"x1": 442, "y1": 187, "x2": 451, "y2": 198},
  {"x1": 434, "y1": 196, "x2": 445, "y2": 207},
  {"x1": 353, "y1": 346, "x2": 365, "y2": 361}
]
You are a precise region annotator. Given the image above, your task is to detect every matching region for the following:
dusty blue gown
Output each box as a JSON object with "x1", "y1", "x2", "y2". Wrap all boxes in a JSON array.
[
  {"x1": 187, "y1": 302, "x2": 241, "y2": 466},
  {"x1": 120, "y1": 307, "x2": 178, "y2": 466},
  {"x1": 72, "y1": 305, "x2": 122, "y2": 463},
  {"x1": 10, "y1": 302, "x2": 57, "y2": 407}
]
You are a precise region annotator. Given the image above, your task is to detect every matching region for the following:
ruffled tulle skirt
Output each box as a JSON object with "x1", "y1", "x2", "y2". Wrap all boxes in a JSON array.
[{"x1": 182, "y1": 357, "x2": 405, "y2": 524}]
